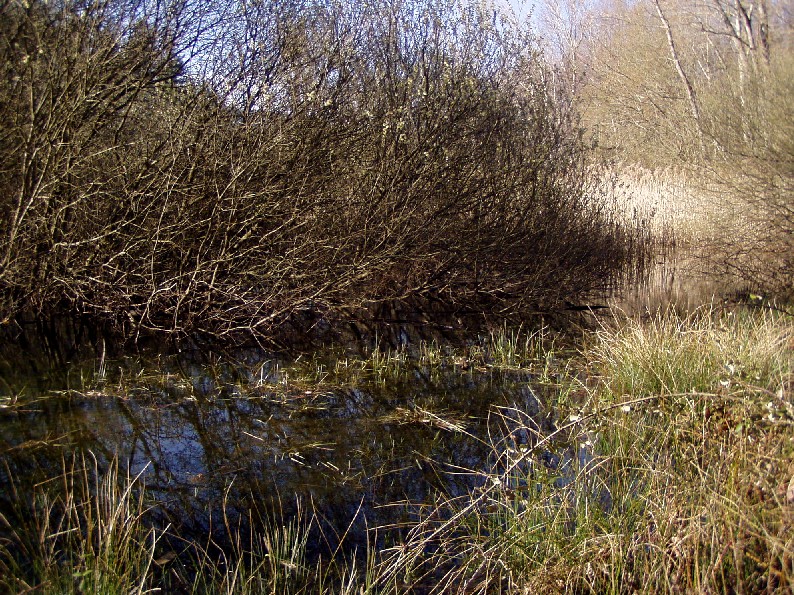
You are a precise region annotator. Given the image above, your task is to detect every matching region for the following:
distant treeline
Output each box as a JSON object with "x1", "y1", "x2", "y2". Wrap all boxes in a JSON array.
[
  {"x1": 0, "y1": 0, "x2": 650, "y2": 346},
  {"x1": 557, "y1": 0, "x2": 793, "y2": 296}
]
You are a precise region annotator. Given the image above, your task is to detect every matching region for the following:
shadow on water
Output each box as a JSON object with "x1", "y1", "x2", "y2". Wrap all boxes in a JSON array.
[
  {"x1": 0, "y1": 351, "x2": 559, "y2": 558},
  {"x1": 0, "y1": 248, "x2": 754, "y2": 567}
]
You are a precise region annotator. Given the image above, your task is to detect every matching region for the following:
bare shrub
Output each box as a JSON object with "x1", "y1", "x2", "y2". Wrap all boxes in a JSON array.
[
  {"x1": 0, "y1": 0, "x2": 649, "y2": 346},
  {"x1": 696, "y1": 50, "x2": 794, "y2": 297},
  {"x1": 576, "y1": 0, "x2": 792, "y2": 298}
]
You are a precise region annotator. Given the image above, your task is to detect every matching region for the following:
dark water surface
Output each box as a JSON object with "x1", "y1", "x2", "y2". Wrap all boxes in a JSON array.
[
  {"x1": 0, "y1": 255, "x2": 745, "y2": 558},
  {"x1": 0, "y1": 352, "x2": 555, "y2": 554}
]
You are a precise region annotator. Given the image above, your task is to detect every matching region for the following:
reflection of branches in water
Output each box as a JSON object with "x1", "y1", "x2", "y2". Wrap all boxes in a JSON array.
[{"x1": 0, "y1": 363, "x2": 551, "y2": 555}]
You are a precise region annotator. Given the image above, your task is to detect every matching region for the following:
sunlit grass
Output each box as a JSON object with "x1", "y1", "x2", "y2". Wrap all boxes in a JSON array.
[
  {"x1": 1, "y1": 308, "x2": 791, "y2": 592},
  {"x1": 591, "y1": 305, "x2": 792, "y2": 398},
  {"x1": 377, "y1": 306, "x2": 794, "y2": 593},
  {"x1": 480, "y1": 325, "x2": 553, "y2": 371},
  {"x1": 54, "y1": 330, "x2": 559, "y2": 404}
]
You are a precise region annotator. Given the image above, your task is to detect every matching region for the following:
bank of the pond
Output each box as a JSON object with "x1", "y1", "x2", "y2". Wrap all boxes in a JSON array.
[{"x1": 0, "y1": 305, "x2": 791, "y2": 593}]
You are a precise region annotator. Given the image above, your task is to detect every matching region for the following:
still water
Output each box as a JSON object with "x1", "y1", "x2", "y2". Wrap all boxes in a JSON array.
[
  {"x1": 0, "y1": 255, "x2": 745, "y2": 556},
  {"x1": 0, "y1": 350, "x2": 560, "y2": 553}
]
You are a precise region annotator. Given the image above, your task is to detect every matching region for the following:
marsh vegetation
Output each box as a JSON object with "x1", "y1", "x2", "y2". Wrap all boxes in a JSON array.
[
  {"x1": 1, "y1": 307, "x2": 792, "y2": 592},
  {"x1": 0, "y1": 0, "x2": 792, "y2": 593}
]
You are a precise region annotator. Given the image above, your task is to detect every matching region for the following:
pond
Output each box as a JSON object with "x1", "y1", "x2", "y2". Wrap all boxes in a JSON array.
[
  {"x1": 0, "y1": 345, "x2": 569, "y2": 556},
  {"x1": 0, "y1": 253, "x2": 748, "y2": 569}
]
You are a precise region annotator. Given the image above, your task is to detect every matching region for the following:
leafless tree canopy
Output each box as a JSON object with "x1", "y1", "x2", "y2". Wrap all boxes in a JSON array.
[
  {"x1": 0, "y1": 0, "x2": 648, "y2": 345},
  {"x1": 567, "y1": 0, "x2": 792, "y2": 296}
]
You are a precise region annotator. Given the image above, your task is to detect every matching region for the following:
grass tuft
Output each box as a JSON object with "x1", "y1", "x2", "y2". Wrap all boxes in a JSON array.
[
  {"x1": 591, "y1": 305, "x2": 792, "y2": 398},
  {"x1": 377, "y1": 306, "x2": 794, "y2": 593},
  {"x1": 0, "y1": 454, "x2": 160, "y2": 594}
]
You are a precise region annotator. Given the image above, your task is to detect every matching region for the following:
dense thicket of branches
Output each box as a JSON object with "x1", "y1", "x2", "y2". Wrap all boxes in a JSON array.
[{"x1": 0, "y1": 0, "x2": 646, "y2": 345}]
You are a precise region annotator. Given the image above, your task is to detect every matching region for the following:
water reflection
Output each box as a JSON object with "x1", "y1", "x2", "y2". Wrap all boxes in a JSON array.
[
  {"x1": 0, "y1": 253, "x2": 751, "y2": 559},
  {"x1": 0, "y1": 359, "x2": 552, "y2": 553},
  {"x1": 612, "y1": 249, "x2": 747, "y2": 315}
]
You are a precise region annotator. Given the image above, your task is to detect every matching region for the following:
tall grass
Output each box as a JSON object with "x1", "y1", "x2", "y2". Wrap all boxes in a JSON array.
[
  {"x1": 377, "y1": 306, "x2": 793, "y2": 593},
  {"x1": 1, "y1": 307, "x2": 790, "y2": 592},
  {"x1": 0, "y1": 457, "x2": 382, "y2": 594},
  {"x1": 0, "y1": 454, "x2": 161, "y2": 594}
]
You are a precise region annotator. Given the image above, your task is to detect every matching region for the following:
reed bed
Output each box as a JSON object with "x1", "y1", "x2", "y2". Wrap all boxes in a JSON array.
[{"x1": 607, "y1": 166, "x2": 717, "y2": 247}]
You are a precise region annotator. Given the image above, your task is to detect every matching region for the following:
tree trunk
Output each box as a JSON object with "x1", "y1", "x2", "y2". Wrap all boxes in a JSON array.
[
  {"x1": 653, "y1": 0, "x2": 703, "y2": 139},
  {"x1": 758, "y1": 0, "x2": 770, "y2": 64}
]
